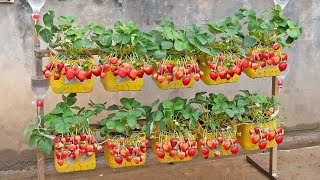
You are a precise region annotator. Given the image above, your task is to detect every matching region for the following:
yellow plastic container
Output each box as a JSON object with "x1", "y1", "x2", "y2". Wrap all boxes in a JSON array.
[
  {"x1": 49, "y1": 51, "x2": 94, "y2": 94},
  {"x1": 237, "y1": 119, "x2": 277, "y2": 151},
  {"x1": 100, "y1": 71, "x2": 144, "y2": 92},
  {"x1": 104, "y1": 133, "x2": 146, "y2": 169},
  {"x1": 196, "y1": 123, "x2": 237, "y2": 158},
  {"x1": 54, "y1": 150, "x2": 96, "y2": 173},
  {"x1": 152, "y1": 62, "x2": 194, "y2": 90},
  {"x1": 243, "y1": 48, "x2": 282, "y2": 79},
  {"x1": 197, "y1": 55, "x2": 239, "y2": 85},
  {"x1": 151, "y1": 130, "x2": 197, "y2": 163}
]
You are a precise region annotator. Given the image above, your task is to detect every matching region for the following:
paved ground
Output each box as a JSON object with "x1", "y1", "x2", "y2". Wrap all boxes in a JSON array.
[{"x1": 1, "y1": 129, "x2": 320, "y2": 180}]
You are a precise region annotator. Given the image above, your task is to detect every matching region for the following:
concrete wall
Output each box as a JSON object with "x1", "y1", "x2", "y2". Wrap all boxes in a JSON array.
[{"x1": 0, "y1": 0, "x2": 319, "y2": 170}]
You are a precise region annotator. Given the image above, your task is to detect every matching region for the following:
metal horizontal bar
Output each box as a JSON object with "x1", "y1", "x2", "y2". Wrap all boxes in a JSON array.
[{"x1": 34, "y1": 49, "x2": 100, "y2": 58}]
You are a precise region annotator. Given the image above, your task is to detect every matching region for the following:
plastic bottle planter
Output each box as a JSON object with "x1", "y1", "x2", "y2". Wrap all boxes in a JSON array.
[
  {"x1": 151, "y1": 129, "x2": 197, "y2": 163},
  {"x1": 236, "y1": 119, "x2": 278, "y2": 151},
  {"x1": 242, "y1": 48, "x2": 282, "y2": 79},
  {"x1": 196, "y1": 123, "x2": 238, "y2": 158},
  {"x1": 198, "y1": 55, "x2": 239, "y2": 85},
  {"x1": 100, "y1": 71, "x2": 143, "y2": 92},
  {"x1": 104, "y1": 133, "x2": 147, "y2": 168},
  {"x1": 152, "y1": 62, "x2": 194, "y2": 90},
  {"x1": 49, "y1": 51, "x2": 94, "y2": 94},
  {"x1": 54, "y1": 150, "x2": 96, "y2": 173}
]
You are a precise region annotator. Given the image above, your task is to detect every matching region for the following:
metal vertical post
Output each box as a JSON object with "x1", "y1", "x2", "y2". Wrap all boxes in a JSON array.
[
  {"x1": 33, "y1": 21, "x2": 45, "y2": 180},
  {"x1": 270, "y1": 76, "x2": 279, "y2": 177}
]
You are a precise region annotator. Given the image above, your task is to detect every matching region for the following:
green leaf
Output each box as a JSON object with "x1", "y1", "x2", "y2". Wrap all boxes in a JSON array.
[
  {"x1": 106, "y1": 120, "x2": 116, "y2": 130},
  {"x1": 128, "y1": 110, "x2": 142, "y2": 118},
  {"x1": 174, "y1": 39, "x2": 186, "y2": 51},
  {"x1": 158, "y1": 120, "x2": 166, "y2": 132},
  {"x1": 127, "y1": 116, "x2": 137, "y2": 128},
  {"x1": 244, "y1": 36, "x2": 256, "y2": 47},
  {"x1": 173, "y1": 99, "x2": 186, "y2": 111},
  {"x1": 145, "y1": 122, "x2": 154, "y2": 135},
  {"x1": 38, "y1": 138, "x2": 52, "y2": 155},
  {"x1": 120, "y1": 98, "x2": 133, "y2": 110},
  {"x1": 74, "y1": 39, "x2": 92, "y2": 49},
  {"x1": 51, "y1": 108, "x2": 63, "y2": 115},
  {"x1": 114, "y1": 111, "x2": 128, "y2": 120},
  {"x1": 286, "y1": 28, "x2": 300, "y2": 38},
  {"x1": 162, "y1": 100, "x2": 174, "y2": 109},
  {"x1": 154, "y1": 50, "x2": 167, "y2": 60},
  {"x1": 54, "y1": 121, "x2": 70, "y2": 133},
  {"x1": 62, "y1": 109, "x2": 73, "y2": 117},
  {"x1": 39, "y1": 29, "x2": 53, "y2": 43},
  {"x1": 206, "y1": 24, "x2": 224, "y2": 34},
  {"x1": 24, "y1": 125, "x2": 36, "y2": 136},
  {"x1": 43, "y1": 10, "x2": 55, "y2": 27},
  {"x1": 152, "y1": 111, "x2": 163, "y2": 121},
  {"x1": 29, "y1": 134, "x2": 41, "y2": 149},
  {"x1": 116, "y1": 121, "x2": 126, "y2": 133},
  {"x1": 225, "y1": 109, "x2": 235, "y2": 118},
  {"x1": 161, "y1": 41, "x2": 173, "y2": 50},
  {"x1": 107, "y1": 105, "x2": 120, "y2": 111},
  {"x1": 210, "y1": 121, "x2": 216, "y2": 130}
]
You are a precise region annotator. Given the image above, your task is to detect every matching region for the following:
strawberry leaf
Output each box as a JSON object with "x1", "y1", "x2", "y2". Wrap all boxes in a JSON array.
[{"x1": 38, "y1": 138, "x2": 53, "y2": 155}]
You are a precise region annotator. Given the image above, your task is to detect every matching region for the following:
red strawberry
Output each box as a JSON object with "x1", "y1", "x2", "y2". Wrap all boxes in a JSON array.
[
  {"x1": 80, "y1": 133, "x2": 86, "y2": 141},
  {"x1": 214, "y1": 151, "x2": 220, "y2": 157},
  {"x1": 278, "y1": 63, "x2": 287, "y2": 72},
  {"x1": 99, "y1": 72, "x2": 105, "y2": 79},
  {"x1": 199, "y1": 139, "x2": 206, "y2": 146},
  {"x1": 241, "y1": 58, "x2": 249, "y2": 68},
  {"x1": 109, "y1": 57, "x2": 118, "y2": 64},
  {"x1": 167, "y1": 75, "x2": 174, "y2": 82},
  {"x1": 252, "y1": 63, "x2": 258, "y2": 70},
  {"x1": 233, "y1": 65, "x2": 242, "y2": 75},
  {"x1": 76, "y1": 70, "x2": 86, "y2": 82},
  {"x1": 272, "y1": 56, "x2": 280, "y2": 65},
  {"x1": 231, "y1": 146, "x2": 238, "y2": 155},
  {"x1": 258, "y1": 141, "x2": 267, "y2": 150},
  {"x1": 232, "y1": 138, "x2": 238, "y2": 144},
  {"x1": 92, "y1": 65, "x2": 102, "y2": 76},
  {"x1": 133, "y1": 157, "x2": 140, "y2": 164},
  {"x1": 44, "y1": 70, "x2": 52, "y2": 78},
  {"x1": 178, "y1": 152, "x2": 186, "y2": 160},
  {"x1": 129, "y1": 69, "x2": 138, "y2": 80},
  {"x1": 182, "y1": 76, "x2": 191, "y2": 86},
  {"x1": 87, "y1": 151, "x2": 93, "y2": 157},
  {"x1": 180, "y1": 143, "x2": 189, "y2": 152},
  {"x1": 210, "y1": 71, "x2": 218, "y2": 80},
  {"x1": 163, "y1": 144, "x2": 171, "y2": 152},
  {"x1": 157, "y1": 75, "x2": 165, "y2": 83},
  {"x1": 262, "y1": 133, "x2": 267, "y2": 139},
  {"x1": 175, "y1": 70, "x2": 184, "y2": 80},
  {"x1": 54, "y1": 72, "x2": 61, "y2": 80},
  {"x1": 190, "y1": 140, "x2": 197, "y2": 147},
  {"x1": 273, "y1": 43, "x2": 280, "y2": 50},
  {"x1": 57, "y1": 63, "x2": 64, "y2": 72},
  {"x1": 249, "y1": 129, "x2": 255, "y2": 135},
  {"x1": 251, "y1": 134, "x2": 260, "y2": 144},
  {"x1": 277, "y1": 128, "x2": 284, "y2": 135},
  {"x1": 193, "y1": 73, "x2": 201, "y2": 81},
  {"x1": 170, "y1": 138, "x2": 178, "y2": 148},
  {"x1": 110, "y1": 66, "x2": 117, "y2": 72},
  {"x1": 260, "y1": 61, "x2": 266, "y2": 68},
  {"x1": 267, "y1": 131, "x2": 276, "y2": 141},
  {"x1": 227, "y1": 69, "x2": 234, "y2": 77},
  {"x1": 57, "y1": 159, "x2": 64, "y2": 166},
  {"x1": 56, "y1": 152, "x2": 61, "y2": 159},
  {"x1": 85, "y1": 70, "x2": 92, "y2": 79},
  {"x1": 275, "y1": 135, "x2": 283, "y2": 144},
  {"x1": 120, "y1": 148, "x2": 129, "y2": 158},
  {"x1": 103, "y1": 64, "x2": 110, "y2": 72},
  {"x1": 268, "y1": 51, "x2": 275, "y2": 59},
  {"x1": 86, "y1": 145, "x2": 94, "y2": 152},
  {"x1": 219, "y1": 70, "x2": 227, "y2": 79},
  {"x1": 61, "y1": 151, "x2": 68, "y2": 159},
  {"x1": 126, "y1": 155, "x2": 132, "y2": 162},
  {"x1": 157, "y1": 151, "x2": 165, "y2": 159},
  {"x1": 281, "y1": 54, "x2": 288, "y2": 61},
  {"x1": 207, "y1": 140, "x2": 217, "y2": 149},
  {"x1": 68, "y1": 144, "x2": 76, "y2": 152},
  {"x1": 137, "y1": 69, "x2": 144, "y2": 78},
  {"x1": 143, "y1": 66, "x2": 153, "y2": 75},
  {"x1": 140, "y1": 147, "x2": 147, "y2": 153},
  {"x1": 219, "y1": 55, "x2": 224, "y2": 61},
  {"x1": 201, "y1": 147, "x2": 209, "y2": 155},
  {"x1": 118, "y1": 67, "x2": 127, "y2": 78},
  {"x1": 169, "y1": 150, "x2": 176, "y2": 158},
  {"x1": 114, "y1": 156, "x2": 123, "y2": 165},
  {"x1": 226, "y1": 74, "x2": 231, "y2": 80},
  {"x1": 217, "y1": 137, "x2": 224, "y2": 143},
  {"x1": 188, "y1": 148, "x2": 196, "y2": 157},
  {"x1": 66, "y1": 68, "x2": 76, "y2": 80},
  {"x1": 208, "y1": 62, "x2": 216, "y2": 69},
  {"x1": 222, "y1": 141, "x2": 231, "y2": 150}
]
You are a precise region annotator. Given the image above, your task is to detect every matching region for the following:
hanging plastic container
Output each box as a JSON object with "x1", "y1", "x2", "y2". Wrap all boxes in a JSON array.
[
  {"x1": 49, "y1": 51, "x2": 94, "y2": 94},
  {"x1": 100, "y1": 71, "x2": 144, "y2": 92}
]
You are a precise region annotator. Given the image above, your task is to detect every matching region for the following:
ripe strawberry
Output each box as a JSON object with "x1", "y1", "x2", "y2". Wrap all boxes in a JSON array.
[
  {"x1": 258, "y1": 141, "x2": 267, "y2": 150},
  {"x1": 68, "y1": 144, "x2": 76, "y2": 152},
  {"x1": 217, "y1": 137, "x2": 224, "y2": 143},
  {"x1": 279, "y1": 62, "x2": 287, "y2": 72},
  {"x1": 241, "y1": 58, "x2": 249, "y2": 68},
  {"x1": 84, "y1": 70, "x2": 92, "y2": 79},
  {"x1": 86, "y1": 145, "x2": 94, "y2": 152},
  {"x1": 167, "y1": 74, "x2": 174, "y2": 82},
  {"x1": 175, "y1": 70, "x2": 184, "y2": 80},
  {"x1": 76, "y1": 70, "x2": 86, "y2": 82},
  {"x1": 65, "y1": 136, "x2": 70, "y2": 142},
  {"x1": 190, "y1": 140, "x2": 197, "y2": 147},
  {"x1": 57, "y1": 63, "x2": 64, "y2": 72},
  {"x1": 126, "y1": 155, "x2": 132, "y2": 162},
  {"x1": 61, "y1": 151, "x2": 68, "y2": 159},
  {"x1": 56, "y1": 152, "x2": 61, "y2": 159},
  {"x1": 268, "y1": 51, "x2": 275, "y2": 59},
  {"x1": 272, "y1": 56, "x2": 280, "y2": 65},
  {"x1": 232, "y1": 138, "x2": 238, "y2": 144},
  {"x1": 162, "y1": 144, "x2": 171, "y2": 152},
  {"x1": 182, "y1": 76, "x2": 191, "y2": 86},
  {"x1": 227, "y1": 69, "x2": 234, "y2": 77},
  {"x1": 74, "y1": 135, "x2": 81, "y2": 144},
  {"x1": 109, "y1": 57, "x2": 118, "y2": 64},
  {"x1": 170, "y1": 138, "x2": 178, "y2": 148},
  {"x1": 140, "y1": 147, "x2": 147, "y2": 153},
  {"x1": 114, "y1": 156, "x2": 123, "y2": 165},
  {"x1": 208, "y1": 62, "x2": 216, "y2": 69},
  {"x1": 169, "y1": 150, "x2": 176, "y2": 158},
  {"x1": 155, "y1": 142, "x2": 162, "y2": 149},
  {"x1": 87, "y1": 151, "x2": 93, "y2": 157},
  {"x1": 157, "y1": 75, "x2": 165, "y2": 83},
  {"x1": 199, "y1": 139, "x2": 206, "y2": 146},
  {"x1": 143, "y1": 66, "x2": 153, "y2": 75},
  {"x1": 140, "y1": 155, "x2": 144, "y2": 162},
  {"x1": 188, "y1": 148, "x2": 196, "y2": 157},
  {"x1": 219, "y1": 70, "x2": 227, "y2": 79},
  {"x1": 201, "y1": 147, "x2": 209, "y2": 155},
  {"x1": 207, "y1": 140, "x2": 217, "y2": 149},
  {"x1": 54, "y1": 72, "x2": 61, "y2": 80},
  {"x1": 226, "y1": 74, "x2": 231, "y2": 80},
  {"x1": 219, "y1": 55, "x2": 224, "y2": 61},
  {"x1": 214, "y1": 151, "x2": 220, "y2": 157},
  {"x1": 157, "y1": 151, "x2": 165, "y2": 159},
  {"x1": 281, "y1": 54, "x2": 288, "y2": 61},
  {"x1": 137, "y1": 69, "x2": 144, "y2": 78},
  {"x1": 262, "y1": 133, "x2": 267, "y2": 139},
  {"x1": 129, "y1": 69, "x2": 138, "y2": 80},
  {"x1": 118, "y1": 67, "x2": 127, "y2": 78},
  {"x1": 252, "y1": 63, "x2": 258, "y2": 70},
  {"x1": 209, "y1": 71, "x2": 218, "y2": 80},
  {"x1": 103, "y1": 64, "x2": 110, "y2": 72},
  {"x1": 178, "y1": 152, "x2": 186, "y2": 160},
  {"x1": 66, "y1": 68, "x2": 76, "y2": 80},
  {"x1": 57, "y1": 159, "x2": 64, "y2": 166},
  {"x1": 267, "y1": 131, "x2": 276, "y2": 141},
  {"x1": 273, "y1": 43, "x2": 280, "y2": 50},
  {"x1": 260, "y1": 61, "x2": 266, "y2": 68},
  {"x1": 222, "y1": 141, "x2": 231, "y2": 150},
  {"x1": 100, "y1": 72, "x2": 106, "y2": 79},
  {"x1": 233, "y1": 65, "x2": 242, "y2": 75},
  {"x1": 44, "y1": 70, "x2": 52, "y2": 78},
  {"x1": 275, "y1": 135, "x2": 283, "y2": 144},
  {"x1": 249, "y1": 129, "x2": 255, "y2": 135},
  {"x1": 277, "y1": 128, "x2": 284, "y2": 135},
  {"x1": 251, "y1": 134, "x2": 260, "y2": 144},
  {"x1": 79, "y1": 144, "x2": 86, "y2": 150},
  {"x1": 231, "y1": 146, "x2": 238, "y2": 155},
  {"x1": 180, "y1": 143, "x2": 189, "y2": 152},
  {"x1": 92, "y1": 65, "x2": 102, "y2": 76},
  {"x1": 110, "y1": 66, "x2": 117, "y2": 72},
  {"x1": 204, "y1": 154, "x2": 209, "y2": 159},
  {"x1": 133, "y1": 157, "x2": 140, "y2": 164},
  {"x1": 193, "y1": 73, "x2": 201, "y2": 81}
]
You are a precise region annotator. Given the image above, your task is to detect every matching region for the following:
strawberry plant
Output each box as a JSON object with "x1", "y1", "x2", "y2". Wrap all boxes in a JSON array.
[
  {"x1": 146, "y1": 97, "x2": 199, "y2": 161},
  {"x1": 99, "y1": 98, "x2": 155, "y2": 166},
  {"x1": 36, "y1": 11, "x2": 96, "y2": 82},
  {"x1": 190, "y1": 92, "x2": 240, "y2": 158},
  {"x1": 24, "y1": 93, "x2": 106, "y2": 166}
]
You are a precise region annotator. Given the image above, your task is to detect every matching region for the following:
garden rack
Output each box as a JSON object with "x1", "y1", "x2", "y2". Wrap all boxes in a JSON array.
[{"x1": 32, "y1": 23, "x2": 279, "y2": 180}]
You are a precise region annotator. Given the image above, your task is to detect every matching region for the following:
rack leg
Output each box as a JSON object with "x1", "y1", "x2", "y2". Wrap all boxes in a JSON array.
[
  {"x1": 269, "y1": 146, "x2": 278, "y2": 177},
  {"x1": 37, "y1": 149, "x2": 45, "y2": 180}
]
